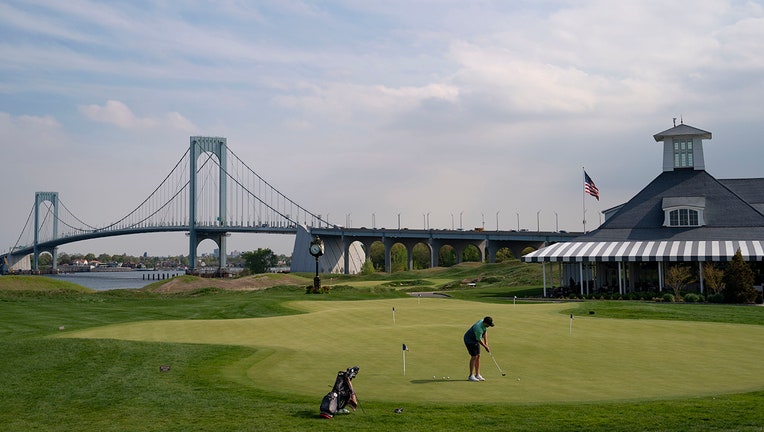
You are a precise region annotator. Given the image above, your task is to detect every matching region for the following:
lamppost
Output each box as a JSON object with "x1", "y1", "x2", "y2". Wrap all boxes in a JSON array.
[
  {"x1": 309, "y1": 236, "x2": 324, "y2": 293},
  {"x1": 554, "y1": 211, "x2": 559, "y2": 232},
  {"x1": 496, "y1": 210, "x2": 500, "y2": 231},
  {"x1": 459, "y1": 211, "x2": 464, "y2": 230},
  {"x1": 516, "y1": 212, "x2": 520, "y2": 231},
  {"x1": 537, "y1": 210, "x2": 541, "y2": 232}
]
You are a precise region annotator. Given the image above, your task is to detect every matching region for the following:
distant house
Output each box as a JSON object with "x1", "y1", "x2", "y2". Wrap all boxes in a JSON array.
[{"x1": 523, "y1": 123, "x2": 764, "y2": 295}]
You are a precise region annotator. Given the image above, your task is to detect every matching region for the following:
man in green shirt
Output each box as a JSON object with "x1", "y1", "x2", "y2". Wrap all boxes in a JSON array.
[{"x1": 463, "y1": 316, "x2": 494, "y2": 381}]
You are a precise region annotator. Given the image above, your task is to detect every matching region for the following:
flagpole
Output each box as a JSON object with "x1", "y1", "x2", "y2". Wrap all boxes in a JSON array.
[{"x1": 582, "y1": 167, "x2": 587, "y2": 233}]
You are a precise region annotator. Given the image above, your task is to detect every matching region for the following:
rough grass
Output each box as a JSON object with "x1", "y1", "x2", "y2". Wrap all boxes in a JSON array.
[{"x1": 0, "y1": 274, "x2": 93, "y2": 292}]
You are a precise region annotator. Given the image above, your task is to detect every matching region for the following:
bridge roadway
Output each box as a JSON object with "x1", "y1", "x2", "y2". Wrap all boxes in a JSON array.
[
  {"x1": 2, "y1": 223, "x2": 580, "y2": 274},
  {"x1": 1, "y1": 224, "x2": 299, "y2": 273},
  {"x1": 297, "y1": 226, "x2": 580, "y2": 274}
]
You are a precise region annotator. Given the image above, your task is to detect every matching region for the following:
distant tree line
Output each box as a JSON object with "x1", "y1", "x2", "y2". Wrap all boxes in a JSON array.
[{"x1": 39, "y1": 250, "x2": 290, "y2": 272}]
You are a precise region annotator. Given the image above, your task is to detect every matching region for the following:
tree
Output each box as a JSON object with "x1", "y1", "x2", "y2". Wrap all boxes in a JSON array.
[
  {"x1": 241, "y1": 248, "x2": 278, "y2": 274},
  {"x1": 438, "y1": 245, "x2": 456, "y2": 267},
  {"x1": 360, "y1": 259, "x2": 376, "y2": 275},
  {"x1": 665, "y1": 264, "x2": 694, "y2": 301},
  {"x1": 702, "y1": 262, "x2": 725, "y2": 295},
  {"x1": 412, "y1": 244, "x2": 430, "y2": 270},
  {"x1": 495, "y1": 248, "x2": 515, "y2": 263},
  {"x1": 723, "y1": 249, "x2": 757, "y2": 304},
  {"x1": 368, "y1": 242, "x2": 385, "y2": 271},
  {"x1": 462, "y1": 245, "x2": 481, "y2": 262}
]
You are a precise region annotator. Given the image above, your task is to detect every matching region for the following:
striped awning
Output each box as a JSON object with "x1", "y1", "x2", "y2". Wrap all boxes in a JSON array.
[{"x1": 521, "y1": 240, "x2": 764, "y2": 263}]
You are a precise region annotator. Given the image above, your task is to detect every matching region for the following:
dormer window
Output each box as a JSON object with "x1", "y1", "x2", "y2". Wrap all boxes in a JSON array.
[
  {"x1": 668, "y1": 208, "x2": 699, "y2": 226},
  {"x1": 663, "y1": 197, "x2": 705, "y2": 227},
  {"x1": 674, "y1": 139, "x2": 693, "y2": 168}
]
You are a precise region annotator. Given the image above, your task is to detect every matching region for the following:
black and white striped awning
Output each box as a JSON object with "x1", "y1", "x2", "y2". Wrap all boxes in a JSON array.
[{"x1": 521, "y1": 240, "x2": 764, "y2": 263}]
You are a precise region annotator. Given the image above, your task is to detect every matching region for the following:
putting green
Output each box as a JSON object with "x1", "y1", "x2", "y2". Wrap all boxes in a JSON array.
[{"x1": 58, "y1": 298, "x2": 764, "y2": 403}]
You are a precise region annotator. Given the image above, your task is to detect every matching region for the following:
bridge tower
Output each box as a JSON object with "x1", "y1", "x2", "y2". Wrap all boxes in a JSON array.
[
  {"x1": 188, "y1": 137, "x2": 228, "y2": 272},
  {"x1": 33, "y1": 191, "x2": 58, "y2": 271}
]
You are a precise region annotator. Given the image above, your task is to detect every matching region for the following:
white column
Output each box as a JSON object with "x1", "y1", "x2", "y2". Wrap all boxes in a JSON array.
[
  {"x1": 542, "y1": 261, "x2": 547, "y2": 297},
  {"x1": 658, "y1": 261, "x2": 663, "y2": 292}
]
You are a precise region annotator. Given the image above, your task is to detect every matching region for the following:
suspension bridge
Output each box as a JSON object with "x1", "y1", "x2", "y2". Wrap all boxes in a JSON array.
[{"x1": 1, "y1": 136, "x2": 577, "y2": 275}]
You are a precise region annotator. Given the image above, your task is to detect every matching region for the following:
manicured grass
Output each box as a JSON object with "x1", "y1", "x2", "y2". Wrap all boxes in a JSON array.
[
  {"x1": 2, "y1": 270, "x2": 764, "y2": 431},
  {"x1": 61, "y1": 298, "x2": 764, "y2": 404}
]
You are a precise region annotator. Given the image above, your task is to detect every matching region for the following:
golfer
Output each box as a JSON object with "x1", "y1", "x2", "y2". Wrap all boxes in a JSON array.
[{"x1": 464, "y1": 316, "x2": 494, "y2": 381}]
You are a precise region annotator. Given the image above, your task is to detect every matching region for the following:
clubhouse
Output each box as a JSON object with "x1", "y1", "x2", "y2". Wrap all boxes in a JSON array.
[{"x1": 522, "y1": 122, "x2": 764, "y2": 296}]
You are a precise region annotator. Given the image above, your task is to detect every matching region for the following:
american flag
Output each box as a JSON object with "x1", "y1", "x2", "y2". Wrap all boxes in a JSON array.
[{"x1": 584, "y1": 171, "x2": 599, "y2": 200}]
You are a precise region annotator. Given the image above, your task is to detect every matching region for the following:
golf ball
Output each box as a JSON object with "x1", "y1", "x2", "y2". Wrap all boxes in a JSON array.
[
  {"x1": 433, "y1": 376, "x2": 436, "y2": 379},
  {"x1": 516, "y1": 377, "x2": 521, "y2": 381}
]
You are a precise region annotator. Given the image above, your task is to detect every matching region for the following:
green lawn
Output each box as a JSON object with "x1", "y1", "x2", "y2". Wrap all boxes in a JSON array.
[
  {"x1": 59, "y1": 298, "x2": 764, "y2": 403},
  {"x1": 2, "y1": 272, "x2": 764, "y2": 431}
]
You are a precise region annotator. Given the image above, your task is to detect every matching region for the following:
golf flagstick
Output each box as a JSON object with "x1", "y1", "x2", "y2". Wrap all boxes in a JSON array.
[
  {"x1": 570, "y1": 314, "x2": 574, "y2": 335},
  {"x1": 392, "y1": 306, "x2": 396, "y2": 325},
  {"x1": 402, "y1": 343, "x2": 408, "y2": 375}
]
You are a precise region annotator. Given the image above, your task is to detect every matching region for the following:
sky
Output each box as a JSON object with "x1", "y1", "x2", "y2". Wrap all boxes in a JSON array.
[{"x1": 2, "y1": 0, "x2": 764, "y2": 257}]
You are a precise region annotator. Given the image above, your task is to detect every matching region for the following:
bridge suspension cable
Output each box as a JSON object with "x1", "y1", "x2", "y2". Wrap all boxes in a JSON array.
[{"x1": 8, "y1": 140, "x2": 332, "y2": 253}]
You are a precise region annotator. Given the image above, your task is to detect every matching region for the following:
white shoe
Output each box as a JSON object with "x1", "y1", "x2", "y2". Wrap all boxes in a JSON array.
[
  {"x1": 468, "y1": 375, "x2": 480, "y2": 382},
  {"x1": 476, "y1": 374, "x2": 486, "y2": 381}
]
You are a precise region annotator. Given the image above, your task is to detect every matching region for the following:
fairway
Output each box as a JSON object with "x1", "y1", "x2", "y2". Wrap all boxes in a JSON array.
[{"x1": 59, "y1": 298, "x2": 764, "y2": 404}]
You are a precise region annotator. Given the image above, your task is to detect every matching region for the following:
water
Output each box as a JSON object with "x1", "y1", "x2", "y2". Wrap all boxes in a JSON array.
[{"x1": 45, "y1": 270, "x2": 184, "y2": 291}]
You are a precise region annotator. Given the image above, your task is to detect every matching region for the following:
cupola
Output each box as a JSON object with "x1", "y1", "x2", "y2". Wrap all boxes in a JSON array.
[{"x1": 653, "y1": 121, "x2": 712, "y2": 172}]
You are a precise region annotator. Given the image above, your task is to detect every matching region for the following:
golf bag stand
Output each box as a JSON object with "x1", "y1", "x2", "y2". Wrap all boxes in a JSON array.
[{"x1": 319, "y1": 366, "x2": 360, "y2": 419}]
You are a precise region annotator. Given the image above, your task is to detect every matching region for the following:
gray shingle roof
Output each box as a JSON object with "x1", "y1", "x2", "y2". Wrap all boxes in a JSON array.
[{"x1": 580, "y1": 170, "x2": 764, "y2": 242}]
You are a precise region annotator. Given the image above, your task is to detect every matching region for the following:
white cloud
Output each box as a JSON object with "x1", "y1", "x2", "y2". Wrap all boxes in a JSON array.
[
  {"x1": 78, "y1": 100, "x2": 197, "y2": 132},
  {"x1": 4, "y1": 0, "x2": 764, "y2": 256}
]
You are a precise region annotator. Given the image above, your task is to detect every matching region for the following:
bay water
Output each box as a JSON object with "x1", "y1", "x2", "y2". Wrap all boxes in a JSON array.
[{"x1": 45, "y1": 270, "x2": 184, "y2": 291}]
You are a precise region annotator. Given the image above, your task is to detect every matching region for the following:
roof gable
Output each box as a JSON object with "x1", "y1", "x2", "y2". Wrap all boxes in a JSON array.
[{"x1": 584, "y1": 170, "x2": 764, "y2": 241}]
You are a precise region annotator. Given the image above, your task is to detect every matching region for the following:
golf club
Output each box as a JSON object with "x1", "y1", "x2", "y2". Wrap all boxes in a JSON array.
[{"x1": 488, "y1": 350, "x2": 506, "y2": 376}]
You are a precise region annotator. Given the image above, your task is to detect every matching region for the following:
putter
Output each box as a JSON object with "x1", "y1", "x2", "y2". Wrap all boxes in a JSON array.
[{"x1": 488, "y1": 350, "x2": 506, "y2": 376}]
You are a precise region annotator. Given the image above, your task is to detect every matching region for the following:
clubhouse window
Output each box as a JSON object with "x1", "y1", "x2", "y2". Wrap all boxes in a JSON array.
[
  {"x1": 668, "y1": 208, "x2": 699, "y2": 227},
  {"x1": 674, "y1": 139, "x2": 693, "y2": 168}
]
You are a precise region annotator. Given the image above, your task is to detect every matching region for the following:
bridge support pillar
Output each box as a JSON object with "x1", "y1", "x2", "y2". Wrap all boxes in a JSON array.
[
  {"x1": 429, "y1": 239, "x2": 444, "y2": 268},
  {"x1": 188, "y1": 137, "x2": 228, "y2": 273},
  {"x1": 383, "y1": 238, "x2": 395, "y2": 273},
  {"x1": 33, "y1": 192, "x2": 58, "y2": 272}
]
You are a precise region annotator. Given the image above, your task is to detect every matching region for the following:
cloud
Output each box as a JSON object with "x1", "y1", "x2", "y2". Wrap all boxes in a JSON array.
[{"x1": 78, "y1": 100, "x2": 197, "y2": 132}]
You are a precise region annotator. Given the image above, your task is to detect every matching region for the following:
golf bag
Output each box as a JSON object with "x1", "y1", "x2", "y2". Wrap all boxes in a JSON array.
[{"x1": 319, "y1": 366, "x2": 360, "y2": 419}]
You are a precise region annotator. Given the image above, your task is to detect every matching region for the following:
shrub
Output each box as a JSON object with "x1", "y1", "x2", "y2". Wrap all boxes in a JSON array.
[
  {"x1": 707, "y1": 293, "x2": 726, "y2": 303},
  {"x1": 683, "y1": 293, "x2": 700, "y2": 303},
  {"x1": 723, "y1": 249, "x2": 757, "y2": 303},
  {"x1": 662, "y1": 293, "x2": 675, "y2": 302}
]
